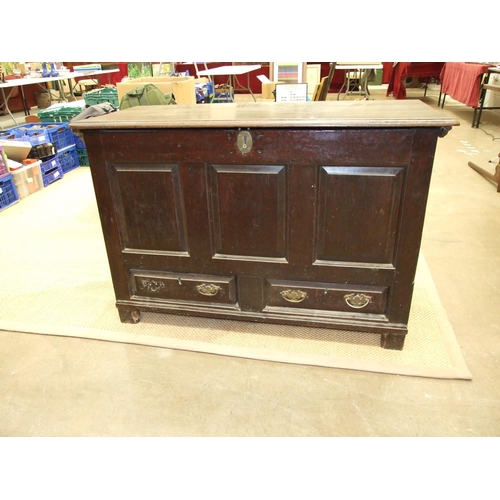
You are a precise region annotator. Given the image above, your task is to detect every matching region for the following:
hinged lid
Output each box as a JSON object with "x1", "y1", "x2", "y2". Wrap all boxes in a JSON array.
[{"x1": 70, "y1": 101, "x2": 459, "y2": 131}]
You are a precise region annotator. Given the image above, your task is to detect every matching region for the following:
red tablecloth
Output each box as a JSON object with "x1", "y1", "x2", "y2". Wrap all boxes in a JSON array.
[
  {"x1": 387, "y1": 62, "x2": 445, "y2": 99},
  {"x1": 439, "y1": 62, "x2": 492, "y2": 107}
]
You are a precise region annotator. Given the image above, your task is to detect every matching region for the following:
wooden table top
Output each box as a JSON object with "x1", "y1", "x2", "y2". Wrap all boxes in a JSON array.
[{"x1": 71, "y1": 100, "x2": 459, "y2": 130}]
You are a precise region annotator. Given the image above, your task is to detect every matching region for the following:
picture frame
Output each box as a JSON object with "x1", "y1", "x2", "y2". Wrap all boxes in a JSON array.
[
  {"x1": 270, "y1": 62, "x2": 307, "y2": 84},
  {"x1": 306, "y1": 64, "x2": 322, "y2": 98}
]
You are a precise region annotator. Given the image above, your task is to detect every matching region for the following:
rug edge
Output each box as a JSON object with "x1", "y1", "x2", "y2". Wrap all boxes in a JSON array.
[
  {"x1": 0, "y1": 320, "x2": 472, "y2": 380},
  {"x1": 416, "y1": 255, "x2": 472, "y2": 380}
]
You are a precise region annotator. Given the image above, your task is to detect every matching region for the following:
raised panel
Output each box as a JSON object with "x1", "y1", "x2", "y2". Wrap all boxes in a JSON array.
[
  {"x1": 108, "y1": 163, "x2": 189, "y2": 255},
  {"x1": 208, "y1": 164, "x2": 288, "y2": 261},
  {"x1": 315, "y1": 166, "x2": 404, "y2": 265}
]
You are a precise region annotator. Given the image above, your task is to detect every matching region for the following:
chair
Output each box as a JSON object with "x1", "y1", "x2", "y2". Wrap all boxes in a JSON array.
[
  {"x1": 474, "y1": 79, "x2": 500, "y2": 128},
  {"x1": 25, "y1": 115, "x2": 41, "y2": 123},
  {"x1": 337, "y1": 65, "x2": 378, "y2": 100},
  {"x1": 314, "y1": 62, "x2": 336, "y2": 101}
]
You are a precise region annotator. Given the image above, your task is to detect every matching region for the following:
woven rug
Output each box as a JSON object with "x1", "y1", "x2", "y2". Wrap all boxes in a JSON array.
[{"x1": 0, "y1": 168, "x2": 471, "y2": 380}]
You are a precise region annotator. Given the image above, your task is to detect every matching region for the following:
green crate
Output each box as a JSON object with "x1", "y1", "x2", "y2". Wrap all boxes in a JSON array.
[
  {"x1": 83, "y1": 88, "x2": 119, "y2": 108},
  {"x1": 77, "y1": 148, "x2": 90, "y2": 166},
  {"x1": 37, "y1": 103, "x2": 85, "y2": 123}
]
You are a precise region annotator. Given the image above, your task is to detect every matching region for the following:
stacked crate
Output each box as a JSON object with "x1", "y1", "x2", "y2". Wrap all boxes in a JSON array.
[
  {"x1": 74, "y1": 134, "x2": 89, "y2": 166},
  {"x1": 5, "y1": 122, "x2": 80, "y2": 186},
  {"x1": 83, "y1": 87, "x2": 119, "y2": 108},
  {"x1": 37, "y1": 101, "x2": 86, "y2": 123}
]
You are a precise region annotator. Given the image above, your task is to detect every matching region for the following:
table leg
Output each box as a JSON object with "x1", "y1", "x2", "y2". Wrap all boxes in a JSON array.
[
  {"x1": 468, "y1": 155, "x2": 500, "y2": 192},
  {"x1": 473, "y1": 74, "x2": 491, "y2": 128},
  {"x1": 360, "y1": 69, "x2": 371, "y2": 100},
  {"x1": 56, "y1": 81, "x2": 67, "y2": 103},
  {"x1": 246, "y1": 72, "x2": 256, "y2": 102},
  {"x1": 233, "y1": 73, "x2": 256, "y2": 102},
  {"x1": 66, "y1": 78, "x2": 76, "y2": 100},
  {"x1": 0, "y1": 87, "x2": 19, "y2": 126}
]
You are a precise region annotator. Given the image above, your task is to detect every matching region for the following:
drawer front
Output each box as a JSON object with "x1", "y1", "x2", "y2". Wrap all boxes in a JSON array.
[
  {"x1": 265, "y1": 279, "x2": 387, "y2": 314},
  {"x1": 130, "y1": 270, "x2": 236, "y2": 305}
]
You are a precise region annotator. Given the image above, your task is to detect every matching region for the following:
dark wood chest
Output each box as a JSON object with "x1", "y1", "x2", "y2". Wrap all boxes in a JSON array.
[{"x1": 72, "y1": 100, "x2": 457, "y2": 349}]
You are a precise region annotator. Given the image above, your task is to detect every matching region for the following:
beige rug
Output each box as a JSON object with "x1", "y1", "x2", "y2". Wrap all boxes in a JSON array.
[{"x1": 0, "y1": 167, "x2": 471, "y2": 380}]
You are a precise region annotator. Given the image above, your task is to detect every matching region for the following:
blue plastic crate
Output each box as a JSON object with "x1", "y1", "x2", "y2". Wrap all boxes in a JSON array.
[
  {"x1": 0, "y1": 174, "x2": 20, "y2": 211},
  {"x1": 40, "y1": 156, "x2": 64, "y2": 187},
  {"x1": 6, "y1": 124, "x2": 51, "y2": 147},
  {"x1": 6, "y1": 122, "x2": 76, "y2": 151},
  {"x1": 0, "y1": 129, "x2": 24, "y2": 141},
  {"x1": 74, "y1": 134, "x2": 85, "y2": 149},
  {"x1": 58, "y1": 146, "x2": 79, "y2": 174}
]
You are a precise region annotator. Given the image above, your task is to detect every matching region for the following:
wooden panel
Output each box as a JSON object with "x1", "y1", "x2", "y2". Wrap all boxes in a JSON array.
[
  {"x1": 315, "y1": 166, "x2": 404, "y2": 265},
  {"x1": 108, "y1": 163, "x2": 189, "y2": 255},
  {"x1": 207, "y1": 164, "x2": 287, "y2": 261}
]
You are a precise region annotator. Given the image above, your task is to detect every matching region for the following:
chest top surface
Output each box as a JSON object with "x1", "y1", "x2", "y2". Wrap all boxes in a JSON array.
[{"x1": 70, "y1": 100, "x2": 459, "y2": 131}]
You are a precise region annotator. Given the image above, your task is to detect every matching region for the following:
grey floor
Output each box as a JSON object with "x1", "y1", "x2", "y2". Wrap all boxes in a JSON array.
[{"x1": 1, "y1": 85, "x2": 499, "y2": 440}]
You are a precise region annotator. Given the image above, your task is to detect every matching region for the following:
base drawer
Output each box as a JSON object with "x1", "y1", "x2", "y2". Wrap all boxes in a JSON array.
[
  {"x1": 265, "y1": 279, "x2": 388, "y2": 314},
  {"x1": 130, "y1": 270, "x2": 236, "y2": 305}
]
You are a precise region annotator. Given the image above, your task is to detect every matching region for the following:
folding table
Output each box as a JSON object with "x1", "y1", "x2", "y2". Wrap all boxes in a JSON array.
[{"x1": 196, "y1": 64, "x2": 261, "y2": 102}]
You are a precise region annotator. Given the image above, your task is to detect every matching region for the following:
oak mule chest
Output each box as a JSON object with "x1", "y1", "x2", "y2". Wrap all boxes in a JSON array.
[{"x1": 71, "y1": 100, "x2": 457, "y2": 350}]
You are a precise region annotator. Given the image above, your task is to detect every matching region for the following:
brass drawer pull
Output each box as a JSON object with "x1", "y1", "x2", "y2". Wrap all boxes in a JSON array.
[
  {"x1": 344, "y1": 293, "x2": 372, "y2": 309},
  {"x1": 197, "y1": 283, "x2": 222, "y2": 296},
  {"x1": 280, "y1": 289, "x2": 308, "y2": 303},
  {"x1": 139, "y1": 278, "x2": 165, "y2": 294}
]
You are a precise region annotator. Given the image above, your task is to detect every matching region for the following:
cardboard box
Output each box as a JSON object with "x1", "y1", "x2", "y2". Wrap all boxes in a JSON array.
[
  {"x1": 257, "y1": 74, "x2": 280, "y2": 100},
  {"x1": 11, "y1": 161, "x2": 44, "y2": 200},
  {"x1": 117, "y1": 76, "x2": 206, "y2": 105},
  {"x1": 261, "y1": 82, "x2": 280, "y2": 100}
]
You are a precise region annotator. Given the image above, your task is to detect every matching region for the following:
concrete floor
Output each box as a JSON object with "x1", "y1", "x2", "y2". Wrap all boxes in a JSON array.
[{"x1": 1, "y1": 85, "x2": 499, "y2": 439}]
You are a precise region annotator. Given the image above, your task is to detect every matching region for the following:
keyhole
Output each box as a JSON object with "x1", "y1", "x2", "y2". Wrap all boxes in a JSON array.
[{"x1": 237, "y1": 131, "x2": 252, "y2": 154}]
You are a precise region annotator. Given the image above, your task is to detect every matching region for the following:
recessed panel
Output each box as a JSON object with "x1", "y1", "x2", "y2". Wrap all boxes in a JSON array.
[
  {"x1": 316, "y1": 166, "x2": 404, "y2": 264},
  {"x1": 108, "y1": 163, "x2": 188, "y2": 254},
  {"x1": 208, "y1": 164, "x2": 287, "y2": 260}
]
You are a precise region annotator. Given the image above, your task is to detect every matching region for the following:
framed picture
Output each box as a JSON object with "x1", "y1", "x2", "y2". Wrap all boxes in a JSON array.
[
  {"x1": 306, "y1": 64, "x2": 322, "y2": 98},
  {"x1": 270, "y1": 62, "x2": 307, "y2": 84},
  {"x1": 275, "y1": 83, "x2": 308, "y2": 102}
]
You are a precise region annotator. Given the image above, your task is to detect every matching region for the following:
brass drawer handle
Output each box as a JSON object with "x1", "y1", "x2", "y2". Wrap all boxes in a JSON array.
[
  {"x1": 344, "y1": 293, "x2": 372, "y2": 309},
  {"x1": 280, "y1": 289, "x2": 308, "y2": 303},
  {"x1": 197, "y1": 283, "x2": 222, "y2": 296},
  {"x1": 139, "y1": 278, "x2": 165, "y2": 294}
]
